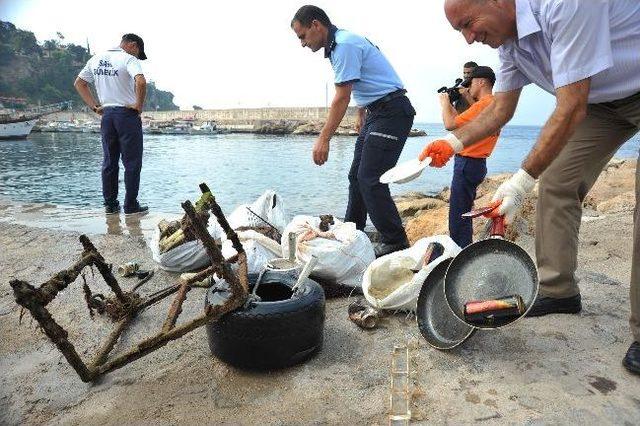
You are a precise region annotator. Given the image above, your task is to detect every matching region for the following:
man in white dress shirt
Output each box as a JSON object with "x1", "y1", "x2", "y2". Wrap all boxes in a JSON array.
[{"x1": 419, "y1": 0, "x2": 640, "y2": 375}]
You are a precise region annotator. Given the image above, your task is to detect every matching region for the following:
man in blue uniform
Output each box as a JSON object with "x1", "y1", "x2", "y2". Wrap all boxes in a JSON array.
[{"x1": 291, "y1": 5, "x2": 415, "y2": 257}]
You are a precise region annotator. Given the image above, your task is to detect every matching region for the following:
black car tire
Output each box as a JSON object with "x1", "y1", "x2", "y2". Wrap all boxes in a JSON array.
[{"x1": 205, "y1": 271, "x2": 325, "y2": 370}]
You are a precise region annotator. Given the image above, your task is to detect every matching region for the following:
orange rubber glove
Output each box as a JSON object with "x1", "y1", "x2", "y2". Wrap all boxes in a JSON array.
[
  {"x1": 419, "y1": 140, "x2": 455, "y2": 167},
  {"x1": 418, "y1": 133, "x2": 463, "y2": 167}
]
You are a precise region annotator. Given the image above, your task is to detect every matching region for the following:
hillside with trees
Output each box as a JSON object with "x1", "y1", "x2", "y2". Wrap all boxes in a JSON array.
[{"x1": 0, "y1": 21, "x2": 178, "y2": 111}]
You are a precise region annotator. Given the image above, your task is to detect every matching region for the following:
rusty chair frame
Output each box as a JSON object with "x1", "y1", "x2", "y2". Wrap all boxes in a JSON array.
[{"x1": 10, "y1": 196, "x2": 249, "y2": 383}]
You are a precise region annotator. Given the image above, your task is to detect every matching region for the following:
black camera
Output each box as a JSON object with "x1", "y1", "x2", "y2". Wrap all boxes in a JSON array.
[{"x1": 437, "y1": 78, "x2": 464, "y2": 105}]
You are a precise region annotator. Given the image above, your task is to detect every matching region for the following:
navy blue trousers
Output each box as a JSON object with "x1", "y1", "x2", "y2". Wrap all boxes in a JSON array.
[
  {"x1": 346, "y1": 96, "x2": 415, "y2": 244},
  {"x1": 100, "y1": 107, "x2": 143, "y2": 209},
  {"x1": 449, "y1": 155, "x2": 487, "y2": 247}
]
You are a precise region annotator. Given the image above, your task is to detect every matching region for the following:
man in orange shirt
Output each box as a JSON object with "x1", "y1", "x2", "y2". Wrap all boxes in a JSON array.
[{"x1": 431, "y1": 66, "x2": 499, "y2": 247}]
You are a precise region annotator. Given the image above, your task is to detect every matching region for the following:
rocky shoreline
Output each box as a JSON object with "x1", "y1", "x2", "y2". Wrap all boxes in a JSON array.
[
  {"x1": 1, "y1": 158, "x2": 638, "y2": 424},
  {"x1": 249, "y1": 120, "x2": 427, "y2": 137}
]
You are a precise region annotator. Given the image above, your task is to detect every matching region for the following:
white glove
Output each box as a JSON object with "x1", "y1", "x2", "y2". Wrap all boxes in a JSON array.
[
  {"x1": 443, "y1": 133, "x2": 464, "y2": 153},
  {"x1": 491, "y1": 168, "x2": 536, "y2": 224}
]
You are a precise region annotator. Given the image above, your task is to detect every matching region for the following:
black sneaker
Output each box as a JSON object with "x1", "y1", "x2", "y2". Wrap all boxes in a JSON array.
[
  {"x1": 623, "y1": 342, "x2": 640, "y2": 376},
  {"x1": 124, "y1": 202, "x2": 149, "y2": 216},
  {"x1": 105, "y1": 201, "x2": 120, "y2": 215},
  {"x1": 525, "y1": 294, "x2": 582, "y2": 317},
  {"x1": 374, "y1": 240, "x2": 410, "y2": 258}
]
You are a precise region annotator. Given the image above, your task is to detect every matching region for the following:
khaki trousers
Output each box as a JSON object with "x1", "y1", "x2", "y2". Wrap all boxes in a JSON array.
[{"x1": 535, "y1": 90, "x2": 640, "y2": 342}]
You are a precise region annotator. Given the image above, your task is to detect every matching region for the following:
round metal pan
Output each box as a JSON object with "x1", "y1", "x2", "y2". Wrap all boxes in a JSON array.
[
  {"x1": 444, "y1": 216, "x2": 538, "y2": 330},
  {"x1": 417, "y1": 258, "x2": 476, "y2": 349}
]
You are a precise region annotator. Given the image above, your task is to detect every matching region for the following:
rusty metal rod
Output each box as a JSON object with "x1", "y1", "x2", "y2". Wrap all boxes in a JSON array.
[
  {"x1": 38, "y1": 254, "x2": 95, "y2": 306},
  {"x1": 182, "y1": 200, "x2": 246, "y2": 298},
  {"x1": 162, "y1": 281, "x2": 191, "y2": 332},
  {"x1": 138, "y1": 285, "x2": 181, "y2": 310},
  {"x1": 10, "y1": 280, "x2": 94, "y2": 382},
  {"x1": 236, "y1": 251, "x2": 249, "y2": 293},
  {"x1": 90, "y1": 314, "x2": 134, "y2": 368},
  {"x1": 137, "y1": 265, "x2": 216, "y2": 312},
  {"x1": 207, "y1": 196, "x2": 244, "y2": 256},
  {"x1": 79, "y1": 235, "x2": 128, "y2": 303}
]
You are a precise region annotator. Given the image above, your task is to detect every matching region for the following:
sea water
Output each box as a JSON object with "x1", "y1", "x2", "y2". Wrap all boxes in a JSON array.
[{"x1": 0, "y1": 123, "x2": 638, "y2": 219}]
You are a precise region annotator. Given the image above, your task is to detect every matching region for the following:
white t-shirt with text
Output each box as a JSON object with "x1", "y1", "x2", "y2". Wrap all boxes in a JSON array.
[{"x1": 78, "y1": 48, "x2": 143, "y2": 107}]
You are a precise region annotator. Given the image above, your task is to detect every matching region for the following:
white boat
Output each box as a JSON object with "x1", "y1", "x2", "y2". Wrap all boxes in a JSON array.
[
  {"x1": 189, "y1": 121, "x2": 219, "y2": 135},
  {"x1": 81, "y1": 121, "x2": 100, "y2": 133},
  {"x1": 160, "y1": 124, "x2": 190, "y2": 135},
  {"x1": 0, "y1": 101, "x2": 72, "y2": 139},
  {"x1": 0, "y1": 118, "x2": 37, "y2": 140}
]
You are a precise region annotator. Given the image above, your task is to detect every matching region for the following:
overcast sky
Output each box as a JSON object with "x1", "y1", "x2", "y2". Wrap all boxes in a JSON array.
[{"x1": 1, "y1": 0, "x2": 556, "y2": 124}]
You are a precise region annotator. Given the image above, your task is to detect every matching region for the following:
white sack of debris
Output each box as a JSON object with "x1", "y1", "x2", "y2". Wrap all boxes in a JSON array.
[
  {"x1": 281, "y1": 215, "x2": 375, "y2": 288},
  {"x1": 150, "y1": 221, "x2": 224, "y2": 272},
  {"x1": 362, "y1": 235, "x2": 461, "y2": 311},
  {"x1": 228, "y1": 190, "x2": 288, "y2": 232}
]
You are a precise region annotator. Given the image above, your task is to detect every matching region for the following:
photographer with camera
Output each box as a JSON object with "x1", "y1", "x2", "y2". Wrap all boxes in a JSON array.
[
  {"x1": 437, "y1": 62, "x2": 478, "y2": 113},
  {"x1": 457, "y1": 61, "x2": 478, "y2": 112},
  {"x1": 429, "y1": 65, "x2": 500, "y2": 247}
]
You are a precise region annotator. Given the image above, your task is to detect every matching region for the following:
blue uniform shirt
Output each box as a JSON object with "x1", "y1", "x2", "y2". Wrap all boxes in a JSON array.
[{"x1": 325, "y1": 26, "x2": 404, "y2": 107}]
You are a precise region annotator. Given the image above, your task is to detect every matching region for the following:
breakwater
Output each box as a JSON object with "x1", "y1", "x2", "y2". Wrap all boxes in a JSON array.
[
  {"x1": 47, "y1": 107, "x2": 358, "y2": 125},
  {"x1": 146, "y1": 106, "x2": 358, "y2": 125},
  {"x1": 41, "y1": 107, "x2": 427, "y2": 136}
]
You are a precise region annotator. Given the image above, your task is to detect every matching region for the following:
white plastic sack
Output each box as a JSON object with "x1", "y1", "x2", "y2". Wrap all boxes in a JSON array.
[
  {"x1": 362, "y1": 235, "x2": 461, "y2": 311},
  {"x1": 228, "y1": 190, "x2": 288, "y2": 232},
  {"x1": 150, "y1": 219, "x2": 224, "y2": 272},
  {"x1": 281, "y1": 215, "x2": 375, "y2": 288},
  {"x1": 221, "y1": 230, "x2": 283, "y2": 275}
]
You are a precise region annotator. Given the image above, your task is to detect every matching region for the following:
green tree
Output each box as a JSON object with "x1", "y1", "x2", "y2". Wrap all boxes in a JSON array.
[
  {"x1": 40, "y1": 84, "x2": 64, "y2": 103},
  {"x1": 0, "y1": 20, "x2": 179, "y2": 110},
  {"x1": 0, "y1": 42, "x2": 15, "y2": 64}
]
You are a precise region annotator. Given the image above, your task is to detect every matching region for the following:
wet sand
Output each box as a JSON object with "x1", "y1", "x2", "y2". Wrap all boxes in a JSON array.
[{"x1": 1, "y1": 199, "x2": 640, "y2": 424}]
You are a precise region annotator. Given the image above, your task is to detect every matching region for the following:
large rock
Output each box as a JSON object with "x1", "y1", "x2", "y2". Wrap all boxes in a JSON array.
[
  {"x1": 292, "y1": 122, "x2": 320, "y2": 135},
  {"x1": 596, "y1": 191, "x2": 635, "y2": 213},
  {"x1": 404, "y1": 205, "x2": 449, "y2": 244},
  {"x1": 394, "y1": 191, "x2": 431, "y2": 202},
  {"x1": 253, "y1": 120, "x2": 300, "y2": 134},
  {"x1": 395, "y1": 197, "x2": 446, "y2": 219},
  {"x1": 584, "y1": 159, "x2": 636, "y2": 210},
  {"x1": 409, "y1": 128, "x2": 427, "y2": 137},
  {"x1": 334, "y1": 125, "x2": 359, "y2": 136},
  {"x1": 292, "y1": 121, "x2": 358, "y2": 136}
]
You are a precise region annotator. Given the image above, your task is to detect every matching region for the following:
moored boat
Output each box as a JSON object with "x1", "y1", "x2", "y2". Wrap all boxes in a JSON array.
[{"x1": 0, "y1": 117, "x2": 37, "y2": 140}]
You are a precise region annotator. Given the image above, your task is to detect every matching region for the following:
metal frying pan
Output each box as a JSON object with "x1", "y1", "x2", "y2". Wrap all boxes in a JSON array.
[
  {"x1": 417, "y1": 258, "x2": 476, "y2": 349},
  {"x1": 444, "y1": 213, "x2": 538, "y2": 329}
]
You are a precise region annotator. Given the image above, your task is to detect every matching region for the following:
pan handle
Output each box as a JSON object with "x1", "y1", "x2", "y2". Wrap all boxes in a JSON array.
[{"x1": 490, "y1": 215, "x2": 506, "y2": 238}]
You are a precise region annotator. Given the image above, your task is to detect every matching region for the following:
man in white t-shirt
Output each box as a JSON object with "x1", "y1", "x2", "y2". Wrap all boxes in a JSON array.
[{"x1": 74, "y1": 33, "x2": 148, "y2": 215}]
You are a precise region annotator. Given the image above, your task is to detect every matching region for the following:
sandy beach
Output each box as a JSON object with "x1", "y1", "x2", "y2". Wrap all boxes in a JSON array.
[{"x1": 1, "y1": 160, "x2": 639, "y2": 425}]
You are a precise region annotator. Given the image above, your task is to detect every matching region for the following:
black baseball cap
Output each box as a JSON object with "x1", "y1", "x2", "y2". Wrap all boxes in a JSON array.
[
  {"x1": 122, "y1": 33, "x2": 147, "y2": 60},
  {"x1": 461, "y1": 65, "x2": 495, "y2": 87}
]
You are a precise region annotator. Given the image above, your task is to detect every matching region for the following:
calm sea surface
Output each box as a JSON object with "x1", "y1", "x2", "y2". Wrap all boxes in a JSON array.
[{"x1": 1, "y1": 123, "x2": 638, "y2": 219}]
